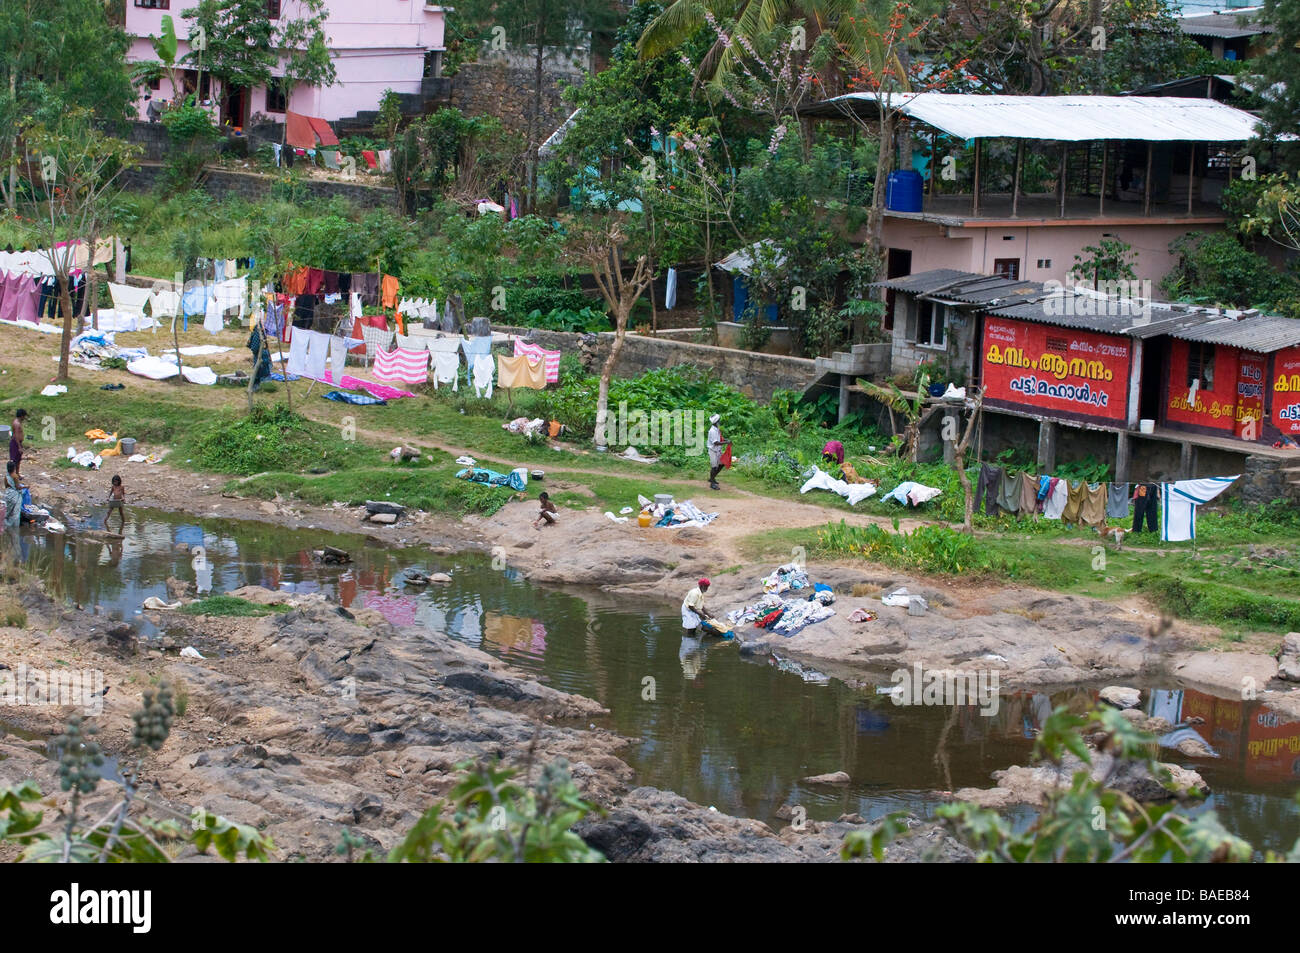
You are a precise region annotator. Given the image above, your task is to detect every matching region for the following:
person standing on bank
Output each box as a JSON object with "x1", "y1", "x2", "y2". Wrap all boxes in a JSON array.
[
  {"x1": 9, "y1": 409, "x2": 27, "y2": 483},
  {"x1": 707, "y1": 414, "x2": 726, "y2": 490}
]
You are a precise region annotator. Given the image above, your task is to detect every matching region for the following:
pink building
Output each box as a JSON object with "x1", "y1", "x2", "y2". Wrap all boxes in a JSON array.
[{"x1": 126, "y1": 0, "x2": 448, "y2": 126}]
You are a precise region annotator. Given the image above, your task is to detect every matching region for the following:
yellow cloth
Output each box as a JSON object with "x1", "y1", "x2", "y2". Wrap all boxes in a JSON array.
[
  {"x1": 496, "y1": 353, "x2": 546, "y2": 389},
  {"x1": 100, "y1": 441, "x2": 122, "y2": 458},
  {"x1": 683, "y1": 587, "x2": 705, "y2": 613},
  {"x1": 85, "y1": 429, "x2": 115, "y2": 441}
]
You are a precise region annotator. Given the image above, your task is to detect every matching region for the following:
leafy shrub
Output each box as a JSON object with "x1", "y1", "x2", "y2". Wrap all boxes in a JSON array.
[
  {"x1": 816, "y1": 520, "x2": 1017, "y2": 576},
  {"x1": 192, "y1": 405, "x2": 362, "y2": 476}
]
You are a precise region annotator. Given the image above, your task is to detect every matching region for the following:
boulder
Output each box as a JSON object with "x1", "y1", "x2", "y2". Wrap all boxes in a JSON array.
[
  {"x1": 368, "y1": 512, "x2": 397, "y2": 525},
  {"x1": 1099, "y1": 686, "x2": 1141, "y2": 710},
  {"x1": 802, "y1": 771, "x2": 851, "y2": 786}
]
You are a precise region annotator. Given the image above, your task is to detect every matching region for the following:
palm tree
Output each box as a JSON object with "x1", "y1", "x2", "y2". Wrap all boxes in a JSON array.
[{"x1": 636, "y1": 0, "x2": 897, "y2": 87}]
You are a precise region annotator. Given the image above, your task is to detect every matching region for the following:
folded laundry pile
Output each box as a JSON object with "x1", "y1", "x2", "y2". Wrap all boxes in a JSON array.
[
  {"x1": 724, "y1": 565, "x2": 837, "y2": 637},
  {"x1": 633, "y1": 494, "x2": 718, "y2": 528}
]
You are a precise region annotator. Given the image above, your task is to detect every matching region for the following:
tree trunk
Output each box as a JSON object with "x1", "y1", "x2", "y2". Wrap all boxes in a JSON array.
[
  {"x1": 531, "y1": 41, "x2": 544, "y2": 213},
  {"x1": 56, "y1": 278, "x2": 75, "y2": 382},
  {"x1": 594, "y1": 305, "x2": 628, "y2": 449}
]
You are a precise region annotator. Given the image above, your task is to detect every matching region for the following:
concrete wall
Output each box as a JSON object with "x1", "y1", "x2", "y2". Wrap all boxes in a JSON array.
[
  {"x1": 121, "y1": 163, "x2": 395, "y2": 208},
  {"x1": 890, "y1": 293, "x2": 979, "y2": 383},
  {"x1": 879, "y1": 217, "x2": 1220, "y2": 289},
  {"x1": 496, "y1": 327, "x2": 818, "y2": 402}
]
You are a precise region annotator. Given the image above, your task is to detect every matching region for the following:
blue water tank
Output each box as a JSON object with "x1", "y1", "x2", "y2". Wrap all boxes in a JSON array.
[{"x1": 886, "y1": 170, "x2": 924, "y2": 213}]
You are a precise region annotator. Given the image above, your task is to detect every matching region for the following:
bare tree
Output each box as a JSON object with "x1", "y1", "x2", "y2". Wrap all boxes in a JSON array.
[
  {"x1": 944, "y1": 388, "x2": 985, "y2": 533},
  {"x1": 566, "y1": 217, "x2": 654, "y2": 450},
  {"x1": 20, "y1": 111, "x2": 139, "y2": 383}
]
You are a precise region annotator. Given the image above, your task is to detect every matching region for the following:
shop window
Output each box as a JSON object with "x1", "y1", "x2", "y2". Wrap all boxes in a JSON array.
[
  {"x1": 267, "y1": 0, "x2": 281, "y2": 18},
  {"x1": 1187, "y1": 342, "x2": 1215, "y2": 390},
  {"x1": 135, "y1": 1, "x2": 171, "y2": 8},
  {"x1": 915, "y1": 300, "x2": 946, "y2": 349}
]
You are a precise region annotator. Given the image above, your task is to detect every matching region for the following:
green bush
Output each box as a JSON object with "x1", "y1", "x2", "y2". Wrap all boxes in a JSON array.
[{"x1": 815, "y1": 520, "x2": 1018, "y2": 576}]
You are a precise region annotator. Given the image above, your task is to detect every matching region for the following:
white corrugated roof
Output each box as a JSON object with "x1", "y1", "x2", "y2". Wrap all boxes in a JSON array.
[{"x1": 810, "y1": 92, "x2": 1263, "y2": 142}]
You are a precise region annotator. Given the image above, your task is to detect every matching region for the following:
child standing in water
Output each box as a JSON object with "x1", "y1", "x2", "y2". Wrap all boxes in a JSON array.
[{"x1": 105, "y1": 474, "x2": 126, "y2": 533}]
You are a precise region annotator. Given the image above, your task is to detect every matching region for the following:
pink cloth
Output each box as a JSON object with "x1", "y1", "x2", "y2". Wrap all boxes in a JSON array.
[
  {"x1": 1, "y1": 273, "x2": 38, "y2": 324},
  {"x1": 513, "y1": 338, "x2": 561, "y2": 384},
  {"x1": 321, "y1": 371, "x2": 417, "y2": 401},
  {"x1": 373, "y1": 346, "x2": 429, "y2": 385}
]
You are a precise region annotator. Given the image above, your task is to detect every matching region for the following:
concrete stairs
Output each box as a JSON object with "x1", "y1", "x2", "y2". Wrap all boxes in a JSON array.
[
  {"x1": 333, "y1": 77, "x2": 453, "y2": 138},
  {"x1": 1283, "y1": 464, "x2": 1300, "y2": 489}
]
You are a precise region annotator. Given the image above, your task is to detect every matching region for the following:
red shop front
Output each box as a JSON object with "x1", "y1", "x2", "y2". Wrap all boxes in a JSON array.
[
  {"x1": 980, "y1": 317, "x2": 1131, "y2": 424},
  {"x1": 1163, "y1": 338, "x2": 1267, "y2": 440}
]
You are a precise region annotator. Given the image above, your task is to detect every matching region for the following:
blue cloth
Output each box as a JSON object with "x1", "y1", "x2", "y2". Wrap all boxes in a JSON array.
[
  {"x1": 1037, "y1": 475, "x2": 1052, "y2": 501},
  {"x1": 881, "y1": 482, "x2": 919, "y2": 505},
  {"x1": 456, "y1": 466, "x2": 526, "y2": 492},
  {"x1": 460, "y1": 336, "x2": 492, "y2": 383},
  {"x1": 322, "y1": 391, "x2": 387, "y2": 406},
  {"x1": 269, "y1": 372, "x2": 302, "y2": 382},
  {"x1": 182, "y1": 283, "x2": 209, "y2": 318}
]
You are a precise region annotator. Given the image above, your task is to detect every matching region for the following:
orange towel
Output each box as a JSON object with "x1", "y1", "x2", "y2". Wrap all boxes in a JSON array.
[{"x1": 381, "y1": 274, "x2": 399, "y2": 310}]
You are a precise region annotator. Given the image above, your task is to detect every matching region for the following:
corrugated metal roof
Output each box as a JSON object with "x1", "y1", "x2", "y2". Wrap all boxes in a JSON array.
[
  {"x1": 878, "y1": 269, "x2": 1300, "y2": 351},
  {"x1": 1177, "y1": 10, "x2": 1270, "y2": 39},
  {"x1": 1167, "y1": 313, "x2": 1300, "y2": 350},
  {"x1": 875, "y1": 269, "x2": 979, "y2": 295},
  {"x1": 801, "y1": 93, "x2": 1263, "y2": 142}
]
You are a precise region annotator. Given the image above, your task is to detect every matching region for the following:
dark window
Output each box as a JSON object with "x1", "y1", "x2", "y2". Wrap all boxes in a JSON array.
[
  {"x1": 267, "y1": 0, "x2": 281, "y2": 18},
  {"x1": 993, "y1": 258, "x2": 1020, "y2": 279},
  {"x1": 135, "y1": 0, "x2": 171, "y2": 8},
  {"x1": 148, "y1": 76, "x2": 161, "y2": 91},
  {"x1": 1187, "y1": 342, "x2": 1215, "y2": 390},
  {"x1": 916, "y1": 301, "x2": 946, "y2": 349},
  {"x1": 265, "y1": 79, "x2": 287, "y2": 113}
]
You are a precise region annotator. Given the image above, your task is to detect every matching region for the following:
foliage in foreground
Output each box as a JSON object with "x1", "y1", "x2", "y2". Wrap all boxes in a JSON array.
[
  {"x1": 339, "y1": 757, "x2": 604, "y2": 863},
  {"x1": 0, "y1": 684, "x2": 274, "y2": 862},
  {"x1": 844, "y1": 706, "x2": 1300, "y2": 863},
  {"x1": 816, "y1": 519, "x2": 1018, "y2": 576}
]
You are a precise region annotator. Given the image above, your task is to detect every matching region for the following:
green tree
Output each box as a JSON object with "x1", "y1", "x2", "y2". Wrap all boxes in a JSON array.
[
  {"x1": 0, "y1": 0, "x2": 133, "y2": 209},
  {"x1": 1252, "y1": 0, "x2": 1300, "y2": 150},
  {"x1": 1071, "y1": 237, "x2": 1138, "y2": 289},
  {"x1": 452, "y1": 0, "x2": 620, "y2": 209}
]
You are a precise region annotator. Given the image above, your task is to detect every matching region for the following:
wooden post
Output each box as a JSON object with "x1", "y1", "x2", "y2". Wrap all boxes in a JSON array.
[
  {"x1": 1099, "y1": 141, "x2": 1108, "y2": 217},
  {"x1": 1059, "y1": 144, "x2": 1068, "y2": 218},
  {"x1": 1115, "y1": 431, "x2": 1131, "y2": 484},
  {"x1": 1143, "y1": 142, "x2": 1153, "y2": 216},
  {"x1": 1012, "y1": 140, "x2": 1024, "y2": 218},
  {"x1": 929, "y1": 129, "x2": 937, "y2": 194},
  {"x1": 1186, "y1": 142, "x2": 1195, "y2": 214},
  {"x1": 972, "y1": 138, "x2": 981, "y2": 216}
]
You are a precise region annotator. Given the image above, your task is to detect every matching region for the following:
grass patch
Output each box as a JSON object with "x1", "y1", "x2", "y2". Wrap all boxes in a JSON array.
[
  {"x1": 180, "y1": 596, "x2": 292, "y2": 618},
  {"x1": 232, "y1": 463, "x2": 516, "y2": 516},
  {"x1": 0, "y1": 598, "x2": 27, "y2": 628},
  {"x1": 814, "y1": 520, "x2": 1019, "y2": 576},
  {"x1": 1124, "y1": 572, "x2": 1300, "y2": 633}
]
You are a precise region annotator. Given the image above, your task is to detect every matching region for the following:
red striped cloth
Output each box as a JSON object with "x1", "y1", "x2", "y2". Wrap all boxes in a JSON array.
[
  {"x1": 513, "y1": 339, "x2": 561, "y2": 383},
  {"x1": 372, "y1": 346, "x2": 429, "y2": 385}
]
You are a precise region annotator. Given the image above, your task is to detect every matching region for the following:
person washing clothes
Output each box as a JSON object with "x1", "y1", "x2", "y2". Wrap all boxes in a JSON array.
[
  {"x1": 532, "y1": 491, "x2": 557, "y2": 529},
  {"x1": 822, "y1": 439, "x2": 845, "y2": 466},
  {"x1": 9, "y1": 409, "x2": 27, "y2": 482},
  {"x1": 4, "y1": 462, "x2": 22, "y2": 528},
  {"x1": 707, "y1": 415, "x2": 727, "y2": 490},
  {"x1": 104, "y1": 474, "x2": 126, "y2": 534},
  {"x1": 681, "y1": 578, "x2": 714, "y2": 636}
]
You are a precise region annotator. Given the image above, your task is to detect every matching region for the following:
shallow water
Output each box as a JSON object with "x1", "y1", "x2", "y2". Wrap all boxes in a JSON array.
[{"x1": 3, "y1": 507, "x2": 1297, "y2": 854}]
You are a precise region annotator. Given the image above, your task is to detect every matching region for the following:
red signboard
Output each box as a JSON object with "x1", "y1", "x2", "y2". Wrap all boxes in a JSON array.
[
  {"x1": 1235, "y1": 352, "x2": 1266, "y2": 440},
  {"x1": 1272, "y1": 345, "x2": 1300, "y2": 436},
  {"x1": 981, "y1": 318, "x2": 1130, "y2": 422}
]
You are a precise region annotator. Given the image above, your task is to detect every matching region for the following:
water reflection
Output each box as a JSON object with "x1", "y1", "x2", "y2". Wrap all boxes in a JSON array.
[{"x1": 1, "y1": 509, "x2": 1296, "y2": 853}]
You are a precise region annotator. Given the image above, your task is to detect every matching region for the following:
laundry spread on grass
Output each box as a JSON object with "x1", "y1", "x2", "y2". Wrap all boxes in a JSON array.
[
  {"x1": 800, "y1": 465, "x2": 879, "y2": 506},
  {"x1": 456, "y1": 466, "x2": 529, "y2": 491}
]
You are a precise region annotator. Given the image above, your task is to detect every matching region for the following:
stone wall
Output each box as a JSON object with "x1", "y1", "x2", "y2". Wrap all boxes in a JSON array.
[
  {"x1": 496, "y1": 326, "x2": 818, "y2": 402},
  {"x1": 1240, "y1": 455, "x2": 1298, "y2": 505},
  {"x1": 450, "y1": 61, "x2": 577, "y2": 142},
  {"x1": 122, "y1": 163, "x2": 396, "y2": 209}
]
